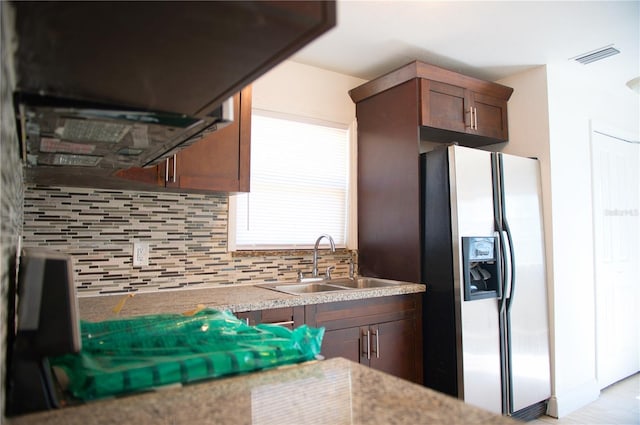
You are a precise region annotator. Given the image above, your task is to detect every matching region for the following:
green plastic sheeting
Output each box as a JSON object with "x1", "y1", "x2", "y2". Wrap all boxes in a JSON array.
[{"x1": 50, "y1": 309, "x2": 324, "y2": 401}]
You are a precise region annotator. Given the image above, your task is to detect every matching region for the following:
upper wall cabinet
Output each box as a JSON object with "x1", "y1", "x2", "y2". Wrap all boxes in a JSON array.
[
  {"x1": 115, "y1": 87, "x2": 252, "y2": 194},
  {"x1": 420, "y1": 80, "x2": 509, "y2": 142},
  {"x1": 14, "y1": 2, "x2": 335, "y2": 191},
  {"x1": 167, "y1": 87, "x2": 252, "y2": 193},
  {"x1": 350, "y1": 61, "x2": 513, "y2": 147}
]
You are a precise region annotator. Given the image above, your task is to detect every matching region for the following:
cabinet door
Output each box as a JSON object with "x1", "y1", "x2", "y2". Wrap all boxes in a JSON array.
[
  {"x1": 419, "y1": 79, "x2": 509, "y2": 143},
  {"x1": 115, "y1": 86, "x2": 251, "y2": 193},
  {"x1": 420, "y1": 80, "x2": 468, "y2": 133},
  {"x1": 321, "y1": 327, "x2": 362, "y2": 364},
  {"x1": 113, "y1": 162, "x2": 163, "y2": 187},
  {"x1": 167, "y1": 86, "x2": 252, "y2": 192},
  {"x1": 368, "y1": 319, "x2": 419, "y2": 382},
  {"x1": 305, "y1": 294, "x2": 423, "y2": 383},
  {"x1": 469, "y1": 91, "x2": 508, "y2": 141}
]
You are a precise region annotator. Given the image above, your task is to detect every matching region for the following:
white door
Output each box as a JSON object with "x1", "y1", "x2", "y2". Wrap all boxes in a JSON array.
[{"x1": 591, "y1": 127, "x2": 640, "y2": 389}]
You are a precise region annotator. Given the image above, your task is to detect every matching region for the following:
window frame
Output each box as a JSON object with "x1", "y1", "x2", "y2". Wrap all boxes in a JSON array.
[{"x1": 228, "y1": 109, "x2": 357, "y2": 252}]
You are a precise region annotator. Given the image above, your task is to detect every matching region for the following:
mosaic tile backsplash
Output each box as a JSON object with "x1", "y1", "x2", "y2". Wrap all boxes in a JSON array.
[{"x1": 22, "y1": 185, "x2": 353, "y2": 296}]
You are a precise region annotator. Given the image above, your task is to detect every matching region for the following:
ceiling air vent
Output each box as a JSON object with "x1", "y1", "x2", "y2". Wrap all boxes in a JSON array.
[{"x1": 573, "y1": 45, "x2": 620, "y2": 65}]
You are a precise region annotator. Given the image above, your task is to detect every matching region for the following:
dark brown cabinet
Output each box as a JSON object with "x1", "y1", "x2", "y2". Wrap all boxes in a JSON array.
[
  {"x1": 165, "y1": 86, "x2": 252, "y2": 193},
  {"x1": 306, "y1": 294, "x2": 423, "y2": 383},
  {"x1": 349, "y1": 61, "x2": 513, "y2": 283},
  {"x1": 420, "y1": 79, "x2": 509, "y2": 141},
  {"x1": 19, "y1": 2, "x2": 335, "y2": 190},
  {"x1": 235, "y1": 295, "x2": 423, "y2": 383},
  {"x1": 365, "y1": 318, "x2": 420, "y2": 381},
  {"x1": 235, "y1": 306, "x2": 304, "y2": 329},
  {"x1": 116, "y1": 86, "x2": 252, "y2": 193},
  {"x1": 350, "y1": 60, "x2": 513, "y2": 147}
]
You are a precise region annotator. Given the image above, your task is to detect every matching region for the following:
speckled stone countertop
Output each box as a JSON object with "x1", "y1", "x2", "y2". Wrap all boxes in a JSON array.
[
  {"x1": 78, "y1": 280, "x2": 426, "y2": 322},
  {"x1": 6, "y1": 357, "x2": 516, "y2": 425}
]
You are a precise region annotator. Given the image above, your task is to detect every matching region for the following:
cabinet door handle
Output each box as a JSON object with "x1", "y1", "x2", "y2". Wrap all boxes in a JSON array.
[
  {"x1": 467, "y1": 106, "x2": 474, "y2": 129},
  {"x1": 172, "y1": 154, "x2": 177, "y2": 183},
  {"x1": 469, "y1": 106, "x2": 477, "y2": 130},
  {"x1": 372, "y1": 328, "x2": 380, "y2": 359},
  {"x1": 473, "y1": 107, "x2": 478, "y2": 130},
  {"x1": 165, "y1": 158, "x2": 170, "y2": 183},
  {"x1": 267, "y1": 320, "x2": 295, "y2": 327},
  {"x1": 362, "y1": 329, "x2": 371, "y2": 360}
]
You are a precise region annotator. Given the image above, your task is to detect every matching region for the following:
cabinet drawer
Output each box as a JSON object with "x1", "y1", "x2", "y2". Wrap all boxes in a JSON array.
[
  {"x1": 307, "y1": 294, "x2": 420, "y2": 331},
  {"x1": 236, "y1": 306, "x2": 303, "y2": 329}
]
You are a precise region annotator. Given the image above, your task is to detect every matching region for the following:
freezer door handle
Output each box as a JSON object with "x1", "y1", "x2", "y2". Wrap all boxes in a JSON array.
[
  {"x1": 501, "y1": 230, "x2": 514, "y2": 292},
  {"x1": 492, "y1": 152, "x2": 509, "y2": 313},
  {"x1": 493, "y1": 152, "x2": 517, "y2": 310}
]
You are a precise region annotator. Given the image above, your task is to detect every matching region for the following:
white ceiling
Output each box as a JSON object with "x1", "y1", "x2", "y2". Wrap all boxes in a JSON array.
[{"x1": 291, "y1": 0, "x2": 640, "y2": 87}]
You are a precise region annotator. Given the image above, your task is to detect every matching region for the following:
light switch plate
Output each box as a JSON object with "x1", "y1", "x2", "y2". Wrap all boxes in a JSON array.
[{"x1": 133, "y1": 241, "x2": 149, "y2": 267}]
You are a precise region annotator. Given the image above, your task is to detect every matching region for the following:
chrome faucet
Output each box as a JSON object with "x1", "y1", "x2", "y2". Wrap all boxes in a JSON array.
[{"x1": 312, "y1": 234, "x2": 336, "y2": 278}]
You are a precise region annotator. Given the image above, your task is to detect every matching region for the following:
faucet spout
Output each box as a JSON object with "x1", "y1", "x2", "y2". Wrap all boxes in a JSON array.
[{"x1": 312, "y1": 234, "x2": 336, "y2": 278}]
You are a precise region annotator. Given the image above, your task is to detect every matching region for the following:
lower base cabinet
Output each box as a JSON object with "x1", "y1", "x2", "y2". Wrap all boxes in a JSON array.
[
  {"x1": 236, "y1": 294, "x2": 423, "y2": 384},
  {"x1": 306, "y1": 294, "x2": 423, "y2": 384}
]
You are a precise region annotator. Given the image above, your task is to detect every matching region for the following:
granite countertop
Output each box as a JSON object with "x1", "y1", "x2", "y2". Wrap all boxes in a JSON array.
[
  {"x1": 6, "y1": 357, "x2": 516, "y2": 425},
  {"x1": 78, "y1": 279, "x2": 426, "y2": 322}
]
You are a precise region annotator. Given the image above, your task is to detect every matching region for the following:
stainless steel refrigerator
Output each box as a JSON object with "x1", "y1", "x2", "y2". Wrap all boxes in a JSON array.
[{"x1": 421, "y1": 145, "x2": 551, "y2": 420}]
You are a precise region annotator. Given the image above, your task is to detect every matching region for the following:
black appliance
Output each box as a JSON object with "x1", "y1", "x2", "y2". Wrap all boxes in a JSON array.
[{"x1": 5, "y1": 248, "x2": 80, "y2": 416}]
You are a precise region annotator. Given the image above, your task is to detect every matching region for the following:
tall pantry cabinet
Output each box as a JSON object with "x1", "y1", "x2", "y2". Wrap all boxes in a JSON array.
[{"x1": 349, "y1": 61, "x2": 513, "y2": 283}]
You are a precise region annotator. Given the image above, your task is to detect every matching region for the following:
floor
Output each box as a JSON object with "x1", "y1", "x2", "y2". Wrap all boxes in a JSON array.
[{"x1": 529, "y1": 373, "x2": 639, "y2": 425}]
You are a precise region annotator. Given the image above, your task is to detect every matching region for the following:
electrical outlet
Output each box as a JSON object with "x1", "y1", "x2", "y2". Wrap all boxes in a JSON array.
[{"x1": 133, "y1": 241, "x2": 149, "y2": 267}]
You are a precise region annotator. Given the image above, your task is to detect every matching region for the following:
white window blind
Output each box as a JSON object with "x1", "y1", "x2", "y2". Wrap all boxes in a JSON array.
[{"x1": 231, "y1": 111, "x2": 349, "y2": 250}]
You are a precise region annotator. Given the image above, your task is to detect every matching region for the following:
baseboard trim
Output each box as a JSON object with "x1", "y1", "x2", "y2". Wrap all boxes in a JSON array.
[{"x1": 547, "y1": 379, "x2": 600, "y2": 418}]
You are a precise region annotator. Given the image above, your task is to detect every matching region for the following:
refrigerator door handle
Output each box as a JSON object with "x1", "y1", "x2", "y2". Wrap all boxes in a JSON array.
[
  {"x1": 492, "y1": 152, "x2": 508, "y2": 313},
  {"x1": 498, "y1": 153, "x2": 516, "y2": 310},
  {"x1": 496, "y1": 230, "x2": 508, "y2": 313},
  {"x1": 503, "y1": 219, "x2": 516, "y2": 312},
  {"x1": 494, "y1": 152, "x2": 517, "y2": 310}
]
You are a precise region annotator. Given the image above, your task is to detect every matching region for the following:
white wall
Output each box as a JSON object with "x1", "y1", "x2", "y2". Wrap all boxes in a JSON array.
[
  {"x1": 499, "y1": 58, "x2": 640, "y2": 418},
  {"x1": 546, "y1": 58, "x2": 639, "y2": 417},
  {"x1": 252, "y1": 60, "x2": 365, "y2": 126}
]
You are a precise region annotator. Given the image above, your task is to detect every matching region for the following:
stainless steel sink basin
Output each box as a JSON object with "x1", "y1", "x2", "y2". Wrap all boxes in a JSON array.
[
  {"x1": 257, "y1": 277, "x2": 405, "y2": 295},
  {"x1": 257, "y1": 282, "x2": 348, "y2": 295},
  {"x1": 329, "y1": 277, "x2": 402, "y2": 289}
]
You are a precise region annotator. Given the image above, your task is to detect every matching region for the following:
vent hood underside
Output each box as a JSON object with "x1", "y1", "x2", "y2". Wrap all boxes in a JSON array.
[
  {"x1": 11, "y1": 1, "x2": 336, "y2": 174},
  {"x1": 17, "y1": 93, "x2": 232, "y2": 170}
]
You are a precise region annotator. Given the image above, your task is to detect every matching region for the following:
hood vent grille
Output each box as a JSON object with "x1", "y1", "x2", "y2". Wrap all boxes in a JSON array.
[{"x1": 573, "y1": 45, "x2": 620, "y2": 65}]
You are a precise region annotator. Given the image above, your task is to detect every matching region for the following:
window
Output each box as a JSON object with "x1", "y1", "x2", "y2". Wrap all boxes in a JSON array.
[{"x1": 229, "y1": 110, "x2": 351, "y2": 250}]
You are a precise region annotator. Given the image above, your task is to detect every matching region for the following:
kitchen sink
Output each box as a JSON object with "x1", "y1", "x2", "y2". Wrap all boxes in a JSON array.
[
  {"x1": 328, "y1": 277, "x2": 402, "y2": 289},
  {"x1": 257, "y1": 282, "x2": 348, "y2": 295},
  {"x1": 256, "y1": 277, "x2": 404, "y2": 296}
]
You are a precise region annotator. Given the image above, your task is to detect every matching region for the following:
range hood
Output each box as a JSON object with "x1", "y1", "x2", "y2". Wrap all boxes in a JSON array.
[
  {"x1": 16, "y1": 92, "x2": 233, "y2": 170},
  {"x1": 10, "y1": 1, "x2": 335, "y2": 175}
]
